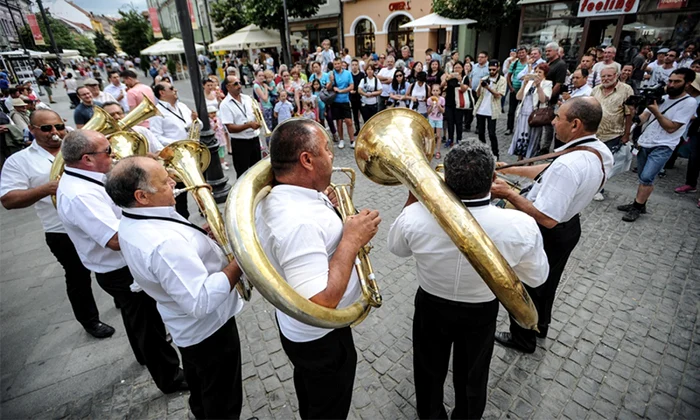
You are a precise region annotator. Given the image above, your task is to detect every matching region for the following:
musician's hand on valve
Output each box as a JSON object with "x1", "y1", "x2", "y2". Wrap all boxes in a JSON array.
[
  {"x1": 344, "y1": 209, "x2": 381, "y2": 248},
  {"x1": 202, "y1": 223, "x2": 216, "y2": 240},
  {"x1": 323, "y1": 186, "x2": 339, "y2": 207},
  {"x1": 42, "y1": 181, "x2": 59, "y2": 196},
  {"x1": 490, "y1": 178, "x2": 513, "y2": 200}
]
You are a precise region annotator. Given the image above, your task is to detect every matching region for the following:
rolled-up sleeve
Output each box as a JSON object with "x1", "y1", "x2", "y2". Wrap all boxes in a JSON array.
[
  {"x1": 387, "y1": 209, "x2": 413, "y2": 258},
  {"x1": 151, "y1": 238, "x2": 232, "y2": 319}
]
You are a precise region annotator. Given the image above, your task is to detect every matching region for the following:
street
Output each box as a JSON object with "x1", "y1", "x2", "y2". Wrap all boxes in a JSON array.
[{"x1": 1, "y1": 73, "x2": 700, "y2": 419}]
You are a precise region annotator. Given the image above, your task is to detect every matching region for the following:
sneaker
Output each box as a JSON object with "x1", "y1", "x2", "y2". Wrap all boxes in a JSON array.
[
  {"x1": 338, "y1": 140, "x2": 345, "y2": 149},
  {"x1": 617, "y1": 202, "x2": 646, "y2": 213},
  {"x1": 622, "y1": 207, "x2": 643, "y2": 222},
  {"x1": 350, "y1": 141, "x2": 355, "y2": 149},
  {"x1": 674, "y1": 185, "x2": 698, "y2": 194},
  {"x1": 593, "y1": 192, "x2": 604, "y2": 201}
]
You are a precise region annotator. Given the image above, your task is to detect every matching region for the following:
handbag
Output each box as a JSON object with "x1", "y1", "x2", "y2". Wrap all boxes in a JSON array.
[
  {"x1": 528, "y1": 104, "x2": 555, "y2": 127},
  {"x1": 455, "y1": 76, "x2": 474, "y2": 110}
]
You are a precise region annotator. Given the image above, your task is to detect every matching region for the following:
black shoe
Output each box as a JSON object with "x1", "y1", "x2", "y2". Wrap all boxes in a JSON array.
[
  {"x1": 536, "y1": 325, "x2": 548, "y2": 339},
  {"x1": 84, "y1": 322, "x2": 115, "y2": 338},
  {"x1": 505, "y1": 129, "x2": 513, "y2": 136},
  {"x1": 494, "y1": 331, "x2": 535, "y2": 353},
  {"x1": 622, "y1": 207, "x2": 643, "y2": 222},
  {"x1": 163, "y1": 369, "x2": 189, "y2": 394},
  {"x1": 617, "y1": 202, "x2": 646, "y2": 213},
  {"x1": 114, "y1": 298, "x2": 121, "y2": 309}
]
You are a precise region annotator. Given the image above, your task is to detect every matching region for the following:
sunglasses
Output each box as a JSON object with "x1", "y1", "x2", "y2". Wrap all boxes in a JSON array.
[
  {"x1": 35, "y1": 123, "x2": 66, "y2": 132},
  {"x1": 396, "y1": 74, "x2": 404, "y2": 77},
  {"x1": 227, "y1": 81, "x2": 241, "y2": 86},
  {"x1": 84, "y1": 145, "x2": 112, "y2": 156}
]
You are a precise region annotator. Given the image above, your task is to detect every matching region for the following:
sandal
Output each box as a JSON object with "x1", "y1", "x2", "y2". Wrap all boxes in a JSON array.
[{"x1": 435, "y1": 152, "x2": 441, "y2": 159}]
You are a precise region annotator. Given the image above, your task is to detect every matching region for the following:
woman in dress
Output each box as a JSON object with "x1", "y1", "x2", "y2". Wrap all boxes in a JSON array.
[
  {"x1": 253, "y1": 69, "x2": 274, "y2": 137},
  {"x1": 203, "y1": 77, "x2": 220, "y2": 110},
  {"x1": 441, "y1": 61, "x2": 469, "y2": 148},
  {"x1": 508, "y1": 63, "x2": 552, "y2": 159}
]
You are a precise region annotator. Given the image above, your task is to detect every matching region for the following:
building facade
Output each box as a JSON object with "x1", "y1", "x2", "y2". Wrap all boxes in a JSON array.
[
  {"x1": 290, "y1": 0, "x2": 341, "y2": 53},
  {"x1": 146, "y1": 0, "x2": 216, "y2": 45},
  {"x1": 0, "y1": 0, "x2": 31, "y2": 51}
]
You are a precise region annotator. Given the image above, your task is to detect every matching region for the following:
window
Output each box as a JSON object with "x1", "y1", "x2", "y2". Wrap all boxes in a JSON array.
[
  {"x1": 523, "y1": 2, "x2": 578, "y2": 20},
  {"x1": 387, "y1": 15, "x2": 413, "y2": 55},
  {"x1": 354, "y1": 19, "x2": 375, "y2": 57}
]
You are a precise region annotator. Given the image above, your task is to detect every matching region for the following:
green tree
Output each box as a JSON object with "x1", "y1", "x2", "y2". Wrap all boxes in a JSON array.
[
  {"x1": 114, "y1": 8, "x2": 153, "y2": 57},
  {"x1": 93, "y1": 31, "x2": 117, "y2": 56},
  {"x1": 244, "y1": 0, "x2": 325, "y2": 65},
  {"x1": 432, "y1": 0, "x2": 518, "y2": 32},
  {"x1": 19, "y1": 14, "x2": 77, "y2": 52},
  {"x1": 210, "y1": 0, "x2": 249, "y2": 38},
  {"x1": 74, "y1": 34, "x2": 97, "y2": 57}
]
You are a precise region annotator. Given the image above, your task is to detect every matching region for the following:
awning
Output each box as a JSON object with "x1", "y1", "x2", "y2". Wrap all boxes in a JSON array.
[
  {"x1": 400, "y1": 13, "x2": 477, "y2": 29},
  {"x1": 140, "y1": 39, "x2": 171, "y2": 55},
  {"x1": 0, "y1": 49, "x2": 49, "y2": 58},
  {"x1": 158, "y1": 38, "x2": 205, "y2": 55},
  {"x1": 209, "y1": 24, "x2": 302, "y2": 52}
]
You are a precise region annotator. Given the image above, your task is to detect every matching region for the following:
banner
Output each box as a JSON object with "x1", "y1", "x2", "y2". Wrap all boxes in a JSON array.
[
  {"x1": 149, "y1": 7, "x2": 162, "y2": 39},
  {"x1": 187, "y1": 0, "x2": 198, "y2": 30},
  {"x1": 657, "y1": 0, "x2": 687, "y2": 9},
  {"x1": 27, "y1": 14, "x2": 45, "y2": 46},
  {"x1": 577, "y1": 0, "x2": 640, "y2": 17}
]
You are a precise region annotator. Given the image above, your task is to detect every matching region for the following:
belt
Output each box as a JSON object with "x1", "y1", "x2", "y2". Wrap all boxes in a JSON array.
[
  {"x1": 229, "y1": 136, "x2": 258, "y2": 141},
  {"x1": 540, "y1": 213, "x2": 580, "y2": 231},
  {"x1": 418, "y1": 287, "x2": 497, "y2": 308}
]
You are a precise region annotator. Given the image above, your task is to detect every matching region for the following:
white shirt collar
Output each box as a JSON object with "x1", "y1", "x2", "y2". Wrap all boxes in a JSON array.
[
  {"x1": 555, "y1": 135, "x2": 599, "y2": 152},
  {"x1": 273, "y1": 184, "x2": 333, "y2": 208},
  {"x1": 29, "y1": 140, "x2": 58, "y2": 161},
  {"x1": 63, "y1": 166, "x2": 106, "y2": 183}
]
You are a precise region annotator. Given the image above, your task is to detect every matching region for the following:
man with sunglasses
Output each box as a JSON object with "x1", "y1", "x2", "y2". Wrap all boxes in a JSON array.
[
  {"x1": 220, "y1": 74, "x2": 262, "y2": 178},
  {"x1": 150, "y1": 82, "x2": 200, "y2": 148},
  {"x1": 1, "y1": 110, "x2": 114, "y2": 339},
  {"x1": 55, "y1": 129, "x2": 187, "y2": 394}
]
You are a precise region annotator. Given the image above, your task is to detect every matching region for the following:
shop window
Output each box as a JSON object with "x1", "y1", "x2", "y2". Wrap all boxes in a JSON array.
[
  {"x1": 387, "y1": 15, "x2": 414, "y2": 56},
  {"x1": 354, "y1": 19, "x2": 375, "y2": 57},
  {"x1": 521, "y1": 18, "x2": 584, "y2": 69},
  {"x1": 523, "y1": 2, "x2": 578, "y2": 21},
  {"x1": 621, "y1": 12, "x2": 700, "y2": 53}
]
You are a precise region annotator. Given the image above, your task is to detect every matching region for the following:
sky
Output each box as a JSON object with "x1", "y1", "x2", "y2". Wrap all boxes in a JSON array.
[{"x1": 69, "y1": 0, "x2": 148, "y2": 17}]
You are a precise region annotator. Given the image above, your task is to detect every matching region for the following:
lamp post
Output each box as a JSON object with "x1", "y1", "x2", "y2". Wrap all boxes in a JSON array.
[
  {"x1": 174, "y1": 0, "x2": 230, "y2": 202},
  {"x1": 36, "y1": 0, "x2": 61, "y2": 66}
]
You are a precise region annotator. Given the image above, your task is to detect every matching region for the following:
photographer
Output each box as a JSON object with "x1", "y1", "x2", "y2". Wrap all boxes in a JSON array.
[
  {"x1": 617, "y1": 68, "x2": 697, "y2": 222},
  {"x1": 474, "y1": 60, "x2": 507, "y2": 159}
]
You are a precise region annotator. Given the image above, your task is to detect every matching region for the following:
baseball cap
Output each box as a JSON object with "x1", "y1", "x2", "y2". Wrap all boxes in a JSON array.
[
  {"x1": 206, "y1": 105, "x2": 218, "y2": 114},
  {"x1": 84, "y1": 78, "x2": 99, "y2": 86}
]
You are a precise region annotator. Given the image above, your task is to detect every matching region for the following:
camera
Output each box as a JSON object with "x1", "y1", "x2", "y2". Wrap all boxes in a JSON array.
[
  {"x1": 481, "y1": 80, "x2": 489, "y2": 87},
  {"x1": 625, "y1": 83, "x2": 666, "y2": 123}
]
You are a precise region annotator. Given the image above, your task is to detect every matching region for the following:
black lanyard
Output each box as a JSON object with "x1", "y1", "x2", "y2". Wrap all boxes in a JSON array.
[
  {"x1": 63, "y1": 169, "x2": 104, "y2": 187},
  {"x1": 122, "y1": 212, "x2": 208, "y2": 236},
  {"x1": 462, "y1": 198, "x2": 490, "y2": 208},
  {"x1": 158, "y1": 101, "x2": 186, "y2": 124},
  {"x1": 230, "y1": 97, "x2": 247, "y2": 118}
]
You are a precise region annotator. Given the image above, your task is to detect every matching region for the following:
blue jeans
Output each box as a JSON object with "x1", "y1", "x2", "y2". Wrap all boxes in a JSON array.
[{"x1": 637, "y1": 146, "x2": 673, "y2": 186}]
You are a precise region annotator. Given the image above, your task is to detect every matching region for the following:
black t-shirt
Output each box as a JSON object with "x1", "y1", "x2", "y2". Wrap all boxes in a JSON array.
[
  {"x1": 350, "y1": 71, "x2": 365, "y2": 102},
  {"x1": 631, "y1": 54, "x2": 646, "y2": 81},
  {"x1": 546, "y1": 58, "x2": 567, "y2": 104},
  {"x1": 689, "y1": 102, "x2": 700, "y2": 137}
]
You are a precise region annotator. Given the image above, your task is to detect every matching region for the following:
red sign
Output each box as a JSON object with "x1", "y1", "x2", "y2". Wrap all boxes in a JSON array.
[
  {"x1": 657, "y1": 0, "x2": 687, "y2": 9},
  {"x1": 389, "y1": 1, "x2": 411, "y2": 11},
  {"x1": 187, "y1": 0, "x2": 198, "y2": 30},
  {"x1": 27, "y1": 14, "x2": 45, "y2": 46},
  {"x1": 577, "y1": 0, "x2": 639, "y2": 17},
  {"x1": 148, "y1": 7, "x2": 162, "y2": 38}
]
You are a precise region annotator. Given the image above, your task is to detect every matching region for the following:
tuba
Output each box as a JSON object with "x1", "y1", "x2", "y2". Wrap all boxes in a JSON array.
[
  {"x1": 355, "y1": 108, "x2": 539, "y2": 330},
  {"x1": 224, "y1": 118, "x2": 382, "y2": 328},
  {"x1": 49, "y1": 96, "x2": 161, "y2": 206},
  {"x1": 159, "y1": 140, "x2": 252, "y2": 301}
]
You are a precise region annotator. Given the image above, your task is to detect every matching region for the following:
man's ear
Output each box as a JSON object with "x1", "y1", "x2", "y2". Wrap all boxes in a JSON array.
[{"x1": 134, "y1": 189, "x2": 149, "y2": 206}]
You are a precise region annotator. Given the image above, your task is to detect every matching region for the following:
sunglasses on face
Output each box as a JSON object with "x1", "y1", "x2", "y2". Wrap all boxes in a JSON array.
[
  {"x1": 35, "y1": 123, "x2": 66, "y2": 132},
  {"x1": 227, "y1": 81, "x2": 240, "y2": 86},
  {"x1": 84, "y1": 145, "x2": 112, "y2": 156}
]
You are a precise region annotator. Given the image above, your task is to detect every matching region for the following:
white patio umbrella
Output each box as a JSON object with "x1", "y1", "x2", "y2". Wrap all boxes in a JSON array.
[
  {"x1": 97, "y1": 52, "x2": 109, "y2": 57},
  {"x1": 400, "y1": 13, "x2": 477, "y2": 28},
  {"x1": 158, "y1": 38, "x2": 205, "y2": 55},
  {"x1": 209, "y1": 24, "x2": 301, "y2": 52},
  {"x1": 140, "y1": 39, "x2": 171, "y2": 56}
]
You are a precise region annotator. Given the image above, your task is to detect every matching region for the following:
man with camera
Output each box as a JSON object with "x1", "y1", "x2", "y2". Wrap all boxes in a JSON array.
[
  {"x1": 618, "y1": 68, "x2": 697, "y2": 222},
  {"x1": 474, "y1": 60, "x2": 507, "y2": 159}
]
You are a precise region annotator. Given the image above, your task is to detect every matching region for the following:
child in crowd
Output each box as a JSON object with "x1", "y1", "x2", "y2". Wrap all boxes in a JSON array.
[
  {"x1": 311, "y1": 79, "x2": 327, "y2": 127},
  {"x1": 427, "y1": 84, "x2": 445, "y2": 159},
  {"x1": 208, "y1": 105, "x2": 229, "y2": 170},
  {"x1": 302, "y1": 101, "x2": 316, "y2": 121},
  {"x1": 274, "y1": 90, "x2": 294, "y2": 125}
]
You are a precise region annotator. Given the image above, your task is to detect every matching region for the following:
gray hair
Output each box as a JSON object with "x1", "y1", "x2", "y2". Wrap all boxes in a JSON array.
[
  {"x1": 601, "y1": 64, "x2": 619, "y2": 75},
  {"x1": 269, "y1": 119, "x2": 323, "y2": 177},
  {"x1": 61, "y1": 130, "x2": 94, "y2": 164},
  {"x1": 564, "y1": 97, "x2": 603, "y2": 133},
  {"x1": 545, "y1": 42, "x2": 560, "y2": 51},
  {"x1": 444, "y1": 140, "x2": 495, "y2": 199},
  {"x1": 105, "y1": 156, "x2": 156, "y2": 208}
]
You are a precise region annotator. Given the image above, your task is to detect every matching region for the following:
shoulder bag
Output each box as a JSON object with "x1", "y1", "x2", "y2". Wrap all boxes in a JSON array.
[
  {"x1": 455, "y1": 76, "x2": 474, "y2": 110},
  {"x1": 528, "y1": 102, "x2": 555, "y2": 127}
]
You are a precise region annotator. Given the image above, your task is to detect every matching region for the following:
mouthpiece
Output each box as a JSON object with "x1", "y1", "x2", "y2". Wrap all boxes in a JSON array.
[
  {"x1": 172, "y1": 188, "x2": 188, "y2": 198},
  {"x1": 52, "y1": 134, "x2": 61, "y2": 143}
]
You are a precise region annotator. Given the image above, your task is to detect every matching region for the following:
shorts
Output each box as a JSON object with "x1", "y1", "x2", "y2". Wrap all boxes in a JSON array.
[
  {"x1": 331, "y1": 102, "x2": 352, "y2": 120},
  {"x1": 429, "y1": 119, "x2": 443, "y2": 129},
  {"x1": 637, "y1": 145, "x2": 673, "y2": 185}
]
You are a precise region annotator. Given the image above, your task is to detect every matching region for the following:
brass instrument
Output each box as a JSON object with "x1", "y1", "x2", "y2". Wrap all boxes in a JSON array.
[
  {"x1": 159, "y1": 140, "x2": 252, "y2": 301},
  {"x1": 224, "y1": 118, "x2": 381, "y2": 328},
  {"x1": 355, "y1": 108, "x2": 539, "y2": 331},
  {"x1": 187, "y1": 117, "x2": 201, "y2": 141},
  {"x1": 252, "y1": 103, "x2": 272, "y2": 137},
  {"x1": 49, "y1": 96, "x2": 161, "y2": 206}
]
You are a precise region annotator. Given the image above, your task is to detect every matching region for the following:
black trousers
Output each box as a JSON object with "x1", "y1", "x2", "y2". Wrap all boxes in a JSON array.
[
  {"x1": 280, "y1": 326, "x2": 357, "y2": 419},
  {"x1": 230, "y1": 136, "x2": 262, "y2": 178},
  {"x1": 68, "y1": 92, "x2": 79, "y2": 107},
  {"x1": 45, "y1": 232, "x2": 99, "y2": 327},
  {"x1": 378, "y1": 96, "x2": 389, "y2": 112},
  {"x1": 506, "y1": 90, "x2": 520, "y2": 131},
  {"x1": 476, "y1": 114, "x2": 499, "y2": 158},
  {"x1": 444, "y1": 106, "x2": 464, "y2": 142},
  {"x1": 174, "y1": 181, "x2": 189, "y2": 220},
  {"x1": 463, "y1": 108, "x2": 474, "y2": 131},
  {"x1": 510, "y1": 215, "x2": 581, "y2": 350},
  {"x1": 685, "y1": 135, "x2": 699, "y2": 187},
  {"x1": 413, "y1": 288, "x2": 498, "y2": 420},
  {"x1": 95, "y1": 266, "x2": 182, "y2": 393},
  {"x1": 359, "y1": 103, "x2": 378, "y2": 123},
  {"x1": 178, "y1": 316, "x2": 243, "y2": 419},
  {"x1": 350, "y1": 98, "x2": 362, "y2": 133}
]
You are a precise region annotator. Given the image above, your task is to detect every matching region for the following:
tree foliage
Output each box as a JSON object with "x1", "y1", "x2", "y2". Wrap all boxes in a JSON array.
[
  {"x1": 74, "y1": 34, "x2": 97, "y2": 57},
  {"x1": 210, "y1": 0, "x2": 249, "y2": 38},
  {"x1": 19, "y1": 14, "x2": 80, "y2": 53},
  {"x1": 114, "y1": 8, "x2": 153, "y2": 57},
  {"x1": 93, "y1": 31, "x2": 117, "y2": 56},
  {"x1": 432, "y1": 0, "x2": 519, "y2": 32}
]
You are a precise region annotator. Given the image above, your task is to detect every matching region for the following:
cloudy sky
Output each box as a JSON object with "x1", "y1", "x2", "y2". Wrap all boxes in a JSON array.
[{"x1": 70, "y1": 0, "x2": 148, "y2": 16}]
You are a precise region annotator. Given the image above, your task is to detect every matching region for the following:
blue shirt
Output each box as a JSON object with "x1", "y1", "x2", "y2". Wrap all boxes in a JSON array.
[
  {"x1": 332, "y1": 70, "x2": 353, "y2": 103},
  {"x1": 74, "y1": 102, "x2": 103, "y2": 126},
  {"x1": 309, "y1": 72, "x2": 330, "y2": 87},
  {"x1": 470, "y1": 63, "x2": 490, "y2": 91},
  {"x1": 274, "y1": 100, "x2": 294, "y2": 123}
]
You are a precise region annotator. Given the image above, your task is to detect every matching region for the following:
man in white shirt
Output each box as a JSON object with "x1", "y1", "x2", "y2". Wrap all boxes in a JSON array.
[
  {"x1": 101, "y1": 101, "x2": 163, "y2": 153},
  {"x1": 493, "y1": 97, "x2": 614, "y2": 353},
  {"x1": 474, "y1": 60, "x2": 507, "y2": 159},
  {"x1": 561, "y1": 68, "x2": 593, "y2": 101},
  {"x1": 0, "y1": 110, "x2": 113, "y2": 339},
  {"x1": 377, "y1": 55, "x2": 396, "y2": 111},
  {"x1": 321, "y1": 39, "x2": 336, "y2": 71},
  {"x1": 256, "y1": 119, "x2": 381, "y2": 419},
  {"x1": 220, "y1": 75, "x2": 261, "y2": 178},
  {"x1": 56, "y1": 130, "x2": 186, "y2": 394},
  {"x1": 84, "y1": 78, "x2": 117, "y2": 105},
  {"x1": 103, "y1": 70, "x2": 129, "y2": 112},
  {"x1": 649, "y1": 49, "x2": 678, "y2": 87},
  {"x1": 388, "y1": 140, "x2": 548, "y2": 419},
  {"x1": 106, "y1": 156, "x2": 245, "y2": 419},
  {"x1": 591, "y1": 46, "x2": 622, "y2": 87},
  {"x1": 617, "y1": 69, "x2": 697, "y2": 222}
]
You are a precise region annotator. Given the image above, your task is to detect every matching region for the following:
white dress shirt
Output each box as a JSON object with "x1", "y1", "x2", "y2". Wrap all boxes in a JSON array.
[
  {"x1": 103, "y1": 83, "x2": 129, "y2": 111},
  {"x1": 150, "y1": 100, "x2": 195, "y2": 146},
  {"x1": 255, "y1": 185, "x2": 361, "y2": 343},
  {"x1": 388, "y1": 197, "x2": 549, "y2": 302},
  {"x1": 569, "y1": 84, "x2": 592, "y2": 98},
  {"x1": 378, "y1": 67, "x2": 397, "y2": 97},
  {"x1": 94, "y1": 91, "x2": 117, "y2": 105},
  {"x1": 526, "y1": 135, "x2": 614, "y2": 224},
  {"x1": 56, "y1": 167, "x2": 126, "y2": 273},
  {"x1": 0, "y1": 141, "x2": 64, "y2": 233},
  {"x1": 219, "y1": 93, "x2": 260, "y2": 139},
  {"x1": 118, "y1": 206, "x2": 244, "y2": 347},
  {"x1": 132, "y1": 125, "x2": 164, "y2": 153}
]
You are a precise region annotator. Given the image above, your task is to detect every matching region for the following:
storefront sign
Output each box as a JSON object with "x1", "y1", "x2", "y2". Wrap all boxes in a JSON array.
[
  {"x1": 577, "y1": 0, "x2": 640, "y2": 17},
  {"x1": 657, "y1": 0, "x2": 687, "y2": 9},
  {"x1": 148, "y1": 7, "x2": 162, "y2": 39},
  {"x1": 389, "y1": 1, "x2": 411, "y2": 11},
  {"x1": 27, "y1": 14, "x2": 44, "y2": 46}
]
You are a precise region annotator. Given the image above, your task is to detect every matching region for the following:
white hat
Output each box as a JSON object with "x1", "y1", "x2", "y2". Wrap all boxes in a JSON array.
[
  {"x1": 206, "y1": 105, "x2": 218, "y2": 114},
  {"x1": 691, "y1": 73, "x2": 700, "y2": 94}
]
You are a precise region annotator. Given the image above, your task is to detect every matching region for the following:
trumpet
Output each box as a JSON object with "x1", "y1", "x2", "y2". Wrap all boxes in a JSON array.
[{"x1": 252, "y1": 103, "x2": 272, "y2": 137}]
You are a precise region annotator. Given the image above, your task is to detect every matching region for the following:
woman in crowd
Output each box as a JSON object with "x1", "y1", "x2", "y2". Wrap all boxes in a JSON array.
[
  {"x1": 203, "y1": 77, "x2": 220, "y2": 110},
  {"x1": 508, "y1": 63, "x2": 552, "y2": 159},
  {"x1": 407, "y1": 71, "x2": 429, "y2": 117},
  {"x1": 253, "y1": 70, "x2": 275, "y2": 136},
  {"x1": 462, "y1": 61, "x2": 475, "y2": 132},
  {"x1": 388, "y1": 71, "x2": 410, "y2": 108},
  {"x1": 426, "y1": 60, "x2": 443, "y2": 86},
  {"x1": 276, "y1": 70, "x2": 295, "y2": 103},
  {"x1": 441, "y1": 61, "x2": 469, "y2": 148},
  {"x1": 408, "y1": 61, "x2": 424, "y2": 84},
  {"x1": 358, "y1": 65, "x2": 382, "y2": 122}
]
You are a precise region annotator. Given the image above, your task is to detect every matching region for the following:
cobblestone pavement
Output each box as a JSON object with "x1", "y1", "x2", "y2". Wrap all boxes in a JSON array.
[{"x1": 2, "y1": 76, "x2": 700, "y2": 419}]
